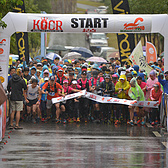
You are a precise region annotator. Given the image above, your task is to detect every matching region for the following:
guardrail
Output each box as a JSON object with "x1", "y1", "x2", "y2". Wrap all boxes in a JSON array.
[{"x1": 160, "y1": 93, "x2": 167, "y2": 131}]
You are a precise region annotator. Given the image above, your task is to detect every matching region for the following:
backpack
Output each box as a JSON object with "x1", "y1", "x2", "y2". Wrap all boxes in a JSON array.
[
  {"x1": 47, "y1": 82, "x2": 57, "y2": 93},
  {"x1": 57, "y1": 75, "x2": 66, "y2": 85},
  {"x1": 91, "y1": 77, "x2": 100, "y2": 87},
  {"x1": 78, "y1": 78, "x2": 89, "y2": 91}
]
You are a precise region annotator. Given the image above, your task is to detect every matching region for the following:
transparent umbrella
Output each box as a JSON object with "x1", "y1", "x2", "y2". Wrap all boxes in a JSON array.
[
  {"x1": 62, "y1": 52, "x2": 82, "y2": 60},
  {"x1": 86, "y1": 56, "x2": 107, "y2": 63},
  {"x1": 46, "y1": 52, "x2": 62, "y2": 61}
]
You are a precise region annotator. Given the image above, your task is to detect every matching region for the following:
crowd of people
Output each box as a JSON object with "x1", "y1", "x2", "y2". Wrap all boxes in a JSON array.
[{"x1": 6, "y1": 55, "x2": 166, "y2": 129}]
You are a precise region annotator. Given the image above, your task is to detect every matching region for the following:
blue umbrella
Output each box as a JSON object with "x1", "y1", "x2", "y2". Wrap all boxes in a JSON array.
[
  {"x1": 46, "y1": 52, "x2": 62, "y2": 61},
  {"x1": 71, "y1": 47, "x2": 93, "y2": 58}
]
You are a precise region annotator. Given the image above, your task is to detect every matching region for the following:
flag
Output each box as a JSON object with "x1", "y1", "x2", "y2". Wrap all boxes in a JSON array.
[
  {"x1": 13, "y1": 0, "x2": 29, "y2": 64},
  {"x1": 111, "y1": 0, "x2": 135, "y2": 66},
  {"x1": 146, "y1": 38, "x2": 157, "y2": 63},
  {"x1": 129, "y1": 40, "x2": 153, "y2": 75}
]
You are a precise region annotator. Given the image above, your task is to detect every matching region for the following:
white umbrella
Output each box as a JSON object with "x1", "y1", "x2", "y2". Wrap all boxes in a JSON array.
[
  {"x1": 46, "y1": 52, "x2": 62, "y2": 61},
  {"x1": 62, "y1": 52, "x2": 82, "y2": 60},
  {"x1": 86, "y1": 56, "x2": 107, "y2": 63}
]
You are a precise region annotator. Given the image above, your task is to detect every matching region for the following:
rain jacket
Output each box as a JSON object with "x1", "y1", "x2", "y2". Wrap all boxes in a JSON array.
[
  {"x1": 149, "y1": 82, "x2": 163, "y2": 104},
  {"x1": 40, "y1": 65, "x2": 51, "y2": 78},
  {"x1": 146, "y1": 70, "x2": 158, "y2": 100},
  {"x1": 128, "y1": 78, "x2": 145, "y2": 101},
  {"x1": 115, "y1": 74, "x2": 130, "y2": 99}
]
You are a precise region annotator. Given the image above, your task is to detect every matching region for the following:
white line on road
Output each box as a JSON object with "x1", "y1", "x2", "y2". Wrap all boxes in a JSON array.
[
  {"x1": 162, "y1": 142, "x2": 168, "y2": 148},
  {"x1": 153, "y1": 131, "x2": 161, "y2": 137}
]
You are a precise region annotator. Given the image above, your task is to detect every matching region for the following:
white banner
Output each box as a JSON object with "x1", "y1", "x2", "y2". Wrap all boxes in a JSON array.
[
  {"x1": 129, "y1": 40, "x2": 153, "y2": 75},
  {"x1": 0, "y1": 37, "x2": 10, "y2": 89},
  {"x1": 27, "y1": 15, "x2": 151, "y2": 33},
  {"x1": 52, "y1": 90, "x2": 159, "y2": 108},
  {"x1": 52, "y1": 90, "x2": 86, "y2": 104}
]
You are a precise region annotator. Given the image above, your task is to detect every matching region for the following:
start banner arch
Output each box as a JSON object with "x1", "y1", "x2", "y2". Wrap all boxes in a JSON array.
[{"x1": 1, "y1": 12, "x2": 168, "y2": 88}]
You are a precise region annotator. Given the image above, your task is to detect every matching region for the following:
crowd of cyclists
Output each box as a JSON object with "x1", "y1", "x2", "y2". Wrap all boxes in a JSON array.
[{"x1": 7, "y1": 55, "x2": 166, "y2": 129}]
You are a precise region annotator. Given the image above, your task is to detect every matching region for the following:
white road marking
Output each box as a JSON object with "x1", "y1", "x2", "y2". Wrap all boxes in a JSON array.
[{"x1": 153, "y1": 131, "x2": 161, "y2": 137}]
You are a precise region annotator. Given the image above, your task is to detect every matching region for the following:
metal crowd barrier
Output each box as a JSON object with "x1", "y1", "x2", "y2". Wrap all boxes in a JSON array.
[{"x1": 160, "y1": 93, "x2": 168, "y2": 131}]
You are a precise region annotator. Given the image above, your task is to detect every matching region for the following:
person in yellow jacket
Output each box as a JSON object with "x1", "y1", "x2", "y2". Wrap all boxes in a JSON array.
[
  {"x1": 114, "y1": 74, "x2": 130, "y2": 125},
  {"x1": 115, "y1": 74, "x2": 130, "y2": 99}
]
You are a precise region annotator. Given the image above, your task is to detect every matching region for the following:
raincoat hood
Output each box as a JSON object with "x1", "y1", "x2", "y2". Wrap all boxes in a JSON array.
[
  {"x1": 133, "y1": 65, "x2": 139, "y2": 73},
  {"x1": 128, "y1": 77, "x2": 145, "y2": 101},
  {"x1": 119, "y1": 74, "x2": 127, "y2": 82}
]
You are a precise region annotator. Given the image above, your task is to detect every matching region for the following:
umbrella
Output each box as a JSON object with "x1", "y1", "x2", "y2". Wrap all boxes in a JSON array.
[
  {"x1": 71, "y1": 47, "x2": 93, "y2": 58},
  {"x1": 86, "y1": 56, "x2": 107, "y2": 63},
  {"x1": 108, "y1": 51, "x2": 120, "y2": 59},
  {"x1": 62, "y1": 52, "x2": 82, "y2": 60},
  {"x1": 49, "y1": 45, "x2": 67, "y2": 51},
  {"x1": 34, "y1": 55, "x2": 44, "y2": 61},
  {"x1": 46, "y1": 52, "x2": 62, "y2": 61}
]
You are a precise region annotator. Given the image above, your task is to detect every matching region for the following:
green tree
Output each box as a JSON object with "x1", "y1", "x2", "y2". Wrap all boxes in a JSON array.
[
  {"x1": 34, "y1": 0, "x2": 52, "y2": 13},
  {"x1": 0, "y1": 0, "x2": 23, "y2": 28}
]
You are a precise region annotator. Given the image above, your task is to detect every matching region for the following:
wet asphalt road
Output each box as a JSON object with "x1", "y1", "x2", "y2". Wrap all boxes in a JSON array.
[{"x1": 0, "y1": 122, "x2": 167, "y2": 168}]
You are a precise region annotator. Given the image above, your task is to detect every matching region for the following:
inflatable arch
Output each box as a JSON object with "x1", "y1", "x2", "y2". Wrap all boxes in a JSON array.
[{"x1": 1, "y1": 12, "x2": 168, "y2": 88}]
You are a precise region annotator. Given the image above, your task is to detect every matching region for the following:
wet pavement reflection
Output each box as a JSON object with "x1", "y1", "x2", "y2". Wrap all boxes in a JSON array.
[{"x1": 0, "y1": 123, "x2": 167, "y2": 168}]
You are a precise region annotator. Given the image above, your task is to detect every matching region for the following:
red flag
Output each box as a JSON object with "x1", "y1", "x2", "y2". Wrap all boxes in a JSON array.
[{"x1": 146, "y1": 38, "x2": 157, "y2": 63}]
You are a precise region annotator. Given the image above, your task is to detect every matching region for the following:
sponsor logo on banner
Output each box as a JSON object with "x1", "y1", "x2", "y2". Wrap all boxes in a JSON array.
[
  {"x1": 0, "y1": 48, "x2": 4, "y2": 54},
  {"x1": 71, "y1": 18, "x2": 109, "y2": 33},
  {"x1": 120, "y1": 17, "x2": 151, "y2": 32},
  {"x1": 30, "y1": 17, "x2": 63, "y2": 32},
  {"x1": 0, "y1": 39, "x2": 6, "y2": 45}
]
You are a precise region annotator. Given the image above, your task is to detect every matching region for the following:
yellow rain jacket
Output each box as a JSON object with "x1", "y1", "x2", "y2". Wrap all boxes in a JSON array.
[{"x1": 115, "y1": 74, "x2": 130, "y2": 99}]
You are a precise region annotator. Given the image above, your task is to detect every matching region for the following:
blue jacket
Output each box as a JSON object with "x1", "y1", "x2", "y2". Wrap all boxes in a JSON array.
[{"x1": 158, "y1": 75, "x2": 168, "y2": 94}]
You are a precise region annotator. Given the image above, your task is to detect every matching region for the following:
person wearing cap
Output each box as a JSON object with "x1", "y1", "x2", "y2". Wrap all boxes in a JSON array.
[
  {"x1": 115, "y1": 74, "x2": 130, "y2": 125},
  {"x1": 42, "y1": 75, "x2": 65, "y2": 123},
  {"x1": 37, "y1": 62, "x2": 43, "y2": 71},
  {"x1": 7, "y1": 68, "x2": 27, "y2": 129},
  {"x1": 89, "y1": 70, "x2": 104, "y2": 122},
  {"x1": 78, "y1": 70, "x2": 90, "y2": 122},
  {"x1": 25, "y1": 78, "x2": 41, "y2": 123},
  {"x1": 56, "y1": 67, "x2": 67, "y2": 85},
  {"x1": 40, "y1": 76, "x2": 49, "y2": 122},
  {"x1": 132, "y1": 71, "x2": 137, "y2": 78},
  {"x1": 126, "y1": 73, "x2": 133, "y2": 83},
  {"x1": 39, "y1": 69, "x2": 50, "y2": 85},
  {"x1": 99, "y1": 74, "x2": 115, "y2": 123},
  {"x1": 59, "y1": 79, "x2": 81, "y2": 123},
  {"x1": 149, "y1": 82, "x2": 163, "y2": 125}
]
